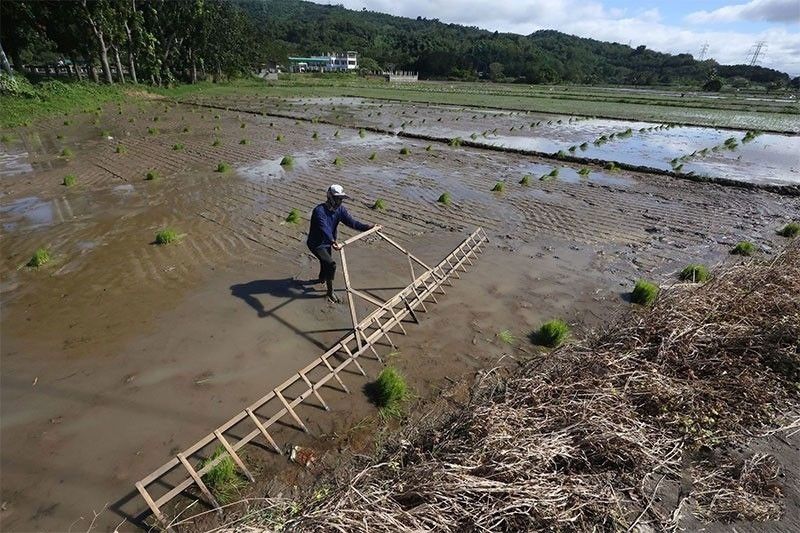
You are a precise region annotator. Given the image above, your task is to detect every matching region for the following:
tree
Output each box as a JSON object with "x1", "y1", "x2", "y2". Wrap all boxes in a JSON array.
[
  {"x1": 703, "y1": 78, "x2": 722, "y2": 92},
  {"x1": 488, "y1": 61, "x2": 504, "y2": 81}
]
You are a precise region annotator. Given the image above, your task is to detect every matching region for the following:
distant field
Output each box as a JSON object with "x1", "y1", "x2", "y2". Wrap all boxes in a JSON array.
[{"x1": 159, "y1": 78, "x2": 800, "y2": 133}]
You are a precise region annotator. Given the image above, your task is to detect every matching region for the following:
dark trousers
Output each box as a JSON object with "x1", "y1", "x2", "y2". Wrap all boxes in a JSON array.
[{"x1": 311, "y1": 245, "x2": 336, "y2": 281}]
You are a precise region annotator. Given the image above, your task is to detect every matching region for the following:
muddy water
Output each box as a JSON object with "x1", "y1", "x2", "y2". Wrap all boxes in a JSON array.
[
  {"x1": 270, "y1": 96, "x2": 800, "y2": 186},
  {"x1": 1, "y1": 96, "x2": 798, "y2": 532}
]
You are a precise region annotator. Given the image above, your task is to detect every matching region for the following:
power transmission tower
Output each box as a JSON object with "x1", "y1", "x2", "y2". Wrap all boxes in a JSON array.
[
  {"x1": 698, "y1": 43, "x2": 709, "y2": 61},
  {"x1": 747, "y1": 41, "x2": 767, "y2": 66}
]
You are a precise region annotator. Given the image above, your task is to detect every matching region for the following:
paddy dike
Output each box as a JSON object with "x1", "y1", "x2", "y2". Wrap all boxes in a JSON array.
[{"x1": 0, "y1": 95, "x2": 797, "y2": 531}]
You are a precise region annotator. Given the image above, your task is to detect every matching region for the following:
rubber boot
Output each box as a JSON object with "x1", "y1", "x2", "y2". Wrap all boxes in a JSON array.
[{"x1": 326, "y1": 279, "x2": 340, "y2": 303}]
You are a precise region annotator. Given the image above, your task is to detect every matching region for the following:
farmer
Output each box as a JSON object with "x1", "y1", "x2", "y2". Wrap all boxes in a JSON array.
[{"x1": 307, "y1": 184, "x2": 379, "y2": 303}]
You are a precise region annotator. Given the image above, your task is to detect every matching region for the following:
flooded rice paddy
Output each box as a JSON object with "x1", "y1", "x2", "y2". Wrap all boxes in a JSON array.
[{"x1": 1, "y1": 92, "x2": 798, "y2": 532}]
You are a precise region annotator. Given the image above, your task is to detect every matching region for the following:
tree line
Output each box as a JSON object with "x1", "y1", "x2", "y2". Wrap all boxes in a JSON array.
[
  {"x1": 1, "y1": 0, "x2": 260, "y2": 85},
  {"x1": 1, "y1": 0, "x2": 796, "y2": 89}
]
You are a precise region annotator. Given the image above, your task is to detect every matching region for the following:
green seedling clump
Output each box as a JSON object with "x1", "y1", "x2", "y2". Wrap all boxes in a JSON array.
[
  {"x1": 333, "y1": 157, "x2": 343, "y2": 166},
  {"x1": 62, "y1": 174, "x2": 76, "y2": 187},
  {"x1": 155, "y1": 228, "x2": 178, "y2": 245},
  {"x1": 286, "y1": 208, "x2": 302, "y2": 224},
  {"x1": 215, "y1": 162, "x2": 231, "y2": 173},
  {"x1": 368, "y1": 152, "x2": 377, "y2": 161},
  {"x1": 276, "y1": 134, "x2": 283, "y2": 141},
  {"x1": 312, "y1": 131, "x2": 318, "y2": 139},
  {"x1": 777, "y1": 222, "x2": 800, "y2": 238},
  {"x1": 212, "y1": 139, "x2": 221, "y2": 147},
  {"x1": 425, "y1": 145, "x2": 432, "y2": 151},
  {"x1": 679, "y1": 264, "x2": 710, "y2": 283},
  {"x1": 60, "y1": 147, "x2": 73, "y2": 159},
  {"x1": 371, "y1": 366, "x2": 409, "y2": 418},
  {"x1": 399, "y1": 147, "x2": 411, "y2": 155},
  {"x1": 359, "y1": 128, "x2": 366, "y2": 138},
  {"x1": 449, "y1": 137, "x2": 463, "y2": 147},
  {"x1": 372, "y1": 198, "x2": 386, "y2": 210},
  {"x1": 172, "y1": 143, "x2": 184, "y2": 150},
  {"x1": 519, "y1": 175, "x2": 531, "y2": 185},
  {"x1": 239, "y1": 139, "x2": 248, "y2": 145},
  {"x1": 437, "y1": 192, "x2": 452, "y2": 205},
  {"x1": 27, "y1": 248, "x2": 51, "y2": 268},
  {"x1": 280, "y1": 155, "x2": 294, "y2": 166},
  {"x1": 731, "y1": 241, "x2": 756, "y2": 256},
  {"x1": 605, "y1": 162, "x2": 618, "y2": 171},
  {"x1": 497, "y1": 330, "x2": 515, "y2": 345},
  {"x1": 198, "y1": 446, "x2": 245, "y2": 503},
  {"x1": 578, "y1": 168, "x2": 590, "y2": 177},
  {"x1": 491, "y1": 181, "x2": 505, "y2": 192},
  {"x1": 147, "y1": 127, "x2": 158, "y2": 135},
  {"x1": 631, "y1": 279, "x2": 659, "y2": 305},
  {"x1": 145, "y1": 170, "x2": 159, "y2": 181},
  {"x1": 115, "y1": 144, "x2": 126, "y2": 154},
  {"x1": 532, "y1": 319, "x2": 570, "y2": 348}
]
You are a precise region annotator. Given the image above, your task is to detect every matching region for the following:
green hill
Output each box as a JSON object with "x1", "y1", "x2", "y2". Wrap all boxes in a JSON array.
[{"x1": 240, "y1": 0, "x2": 793, "y2": 87}]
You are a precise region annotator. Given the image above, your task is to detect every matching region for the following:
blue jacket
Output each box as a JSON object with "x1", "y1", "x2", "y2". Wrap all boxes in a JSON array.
[{"x1": 307, "y1": 203, "x2": 371, "y2": 250}]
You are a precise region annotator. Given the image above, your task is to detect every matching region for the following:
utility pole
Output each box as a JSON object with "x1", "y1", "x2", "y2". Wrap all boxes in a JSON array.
[
  {"x1": 0, "y1": 40, "x2": 13, "y2": 76},
  {"x1": 698, "y1": 43, "x2": 709, "y2": 61},
  {"x1": 747, "y1": 41, "x2": 767, "y2": 66}
]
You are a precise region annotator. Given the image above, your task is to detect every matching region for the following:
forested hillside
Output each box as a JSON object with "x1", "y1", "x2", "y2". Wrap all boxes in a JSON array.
[
  {"x1": 1, "y1": 0, "x2": 794, "y2": 88},
  {"x1": 241, "y1": 0, "x2": 793, "y2": 86}
]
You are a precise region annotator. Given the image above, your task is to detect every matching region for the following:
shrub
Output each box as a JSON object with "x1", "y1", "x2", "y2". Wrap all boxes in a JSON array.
[
  {"x1": 27, "y1": 248, "x2": 51, "y2": 268},
  {"x1": 399, "y1": 147, "x2": 411, "y2": 155},
  {"x1": 215, "y1": 162, "x2": 231, "y2": 173},
  {"x1": 731, "y1": 241, "x2": 756, "y2": 256},
  {"x1": 62, "y1": 174, "x2": 76, "y2": 187},
  {"x1": 286, "y1": 208, "x2": 301, "y2": 224},
  {"x1": 437, "y1": 192, "x2": 452, "y2": 205},
  {"x1": 155, "y1": 228, "x2": 178, "y2": 245},
  {"x1": 145, "y1": 170, "x2": 159, "y2": 181},
  {"x1": 333, "y1": 157, "x2": 343, "y2": 166},
  {"x1": 371, "y1": 367, "x2": 409, "y2": 418},
  {"x1": 519, "y1": 175, "x2": 531, "y2": 185},
  {"x1": 679, "y1": 264, "x2": 710, "y2": 283},
  {"x1": 491, "y1": 182, "x2": 505, "y2": 192},
  {"x1": 172, "y1": 143, "x2": 184, "y2": 150},
  {"x1": 372, "y1": 198, "x2": 386, "y2": 210},
  {"x1": 631, "y1": 279, "x2": 659, "y2": 305},
  {"x1": 198, "y1": 446, "x2": 245, "y2": 503},
  {"x1": 280, "y1": 155, "x2": 294, "y2": 166},
  {"x1": 777, "y1": 222, "x2": 800, "y2": 238},
  {"x1": 531, "y1": 319, "x2": 569, "y2": 348},
  {"x1": 60, "y1": 147, "x2": 73, "y2": 159}
]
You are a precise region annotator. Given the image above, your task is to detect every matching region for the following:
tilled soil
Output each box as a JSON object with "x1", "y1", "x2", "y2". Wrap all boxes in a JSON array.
[{"x1": 0, "y1": 94, "x2": 797, "y2": 532}]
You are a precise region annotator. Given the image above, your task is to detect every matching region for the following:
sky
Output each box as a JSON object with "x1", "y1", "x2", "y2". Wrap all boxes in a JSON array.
[{"x1": 313, "y1": 0, "x2": 800, "y2": 76}]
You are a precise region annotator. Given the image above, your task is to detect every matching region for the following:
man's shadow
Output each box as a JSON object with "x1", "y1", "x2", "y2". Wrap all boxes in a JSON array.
[
  {"x1": 230, "y1": 278, "x2": 335, "y2": 351},
  {"x1": 230, "y1": 278, "x2": 319, "y2": 317}
]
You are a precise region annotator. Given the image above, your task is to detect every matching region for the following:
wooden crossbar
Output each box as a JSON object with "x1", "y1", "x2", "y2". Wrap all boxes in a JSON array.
[{"x1": 134, "y1": 227, "x2": 488, "y2": 528}]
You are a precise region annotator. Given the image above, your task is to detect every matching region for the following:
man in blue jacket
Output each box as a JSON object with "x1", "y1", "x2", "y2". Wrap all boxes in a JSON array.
[{"x1": 307, "y1": 184, "x2": 379, "y2": 303}]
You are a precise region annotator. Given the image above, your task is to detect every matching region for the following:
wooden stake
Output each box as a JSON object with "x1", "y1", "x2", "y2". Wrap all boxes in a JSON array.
[
  {"x1": 177, "y1": 453, "x2": 221, "y2": 514},
  {"x1": 299, "y1": 371, "x2": 329, "y2": 411},
  {"x1": 246, "y1": 408, "x2": 281, "y2": 454},
  {"x1": 213, "y1": 430, "x2": 254, "y2": 482},
  {"x1": 275, "y1": 388, "x2": 309, "y2": 433}
]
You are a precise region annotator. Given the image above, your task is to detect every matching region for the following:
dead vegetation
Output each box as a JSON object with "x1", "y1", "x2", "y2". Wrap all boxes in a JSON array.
[{"x1": 208, "y1": 241, "x2": 800, "y2": 533}]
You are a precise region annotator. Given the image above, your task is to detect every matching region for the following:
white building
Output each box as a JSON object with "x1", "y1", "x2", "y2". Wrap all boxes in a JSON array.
[{"x1": 288, "y1": 51, "x2": 358, "y2": 72}]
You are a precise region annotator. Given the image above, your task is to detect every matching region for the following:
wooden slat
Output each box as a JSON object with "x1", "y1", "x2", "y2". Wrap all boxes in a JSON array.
[
  {"x1": 246, "y1": 408, "x2": 282, "y2": 454},
  {"x1": 213, "y1": 430, "x2": 254, "y2": 482},
  {"x1": 176, "y1": 453, "x2": 221, "y2": 514}
]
